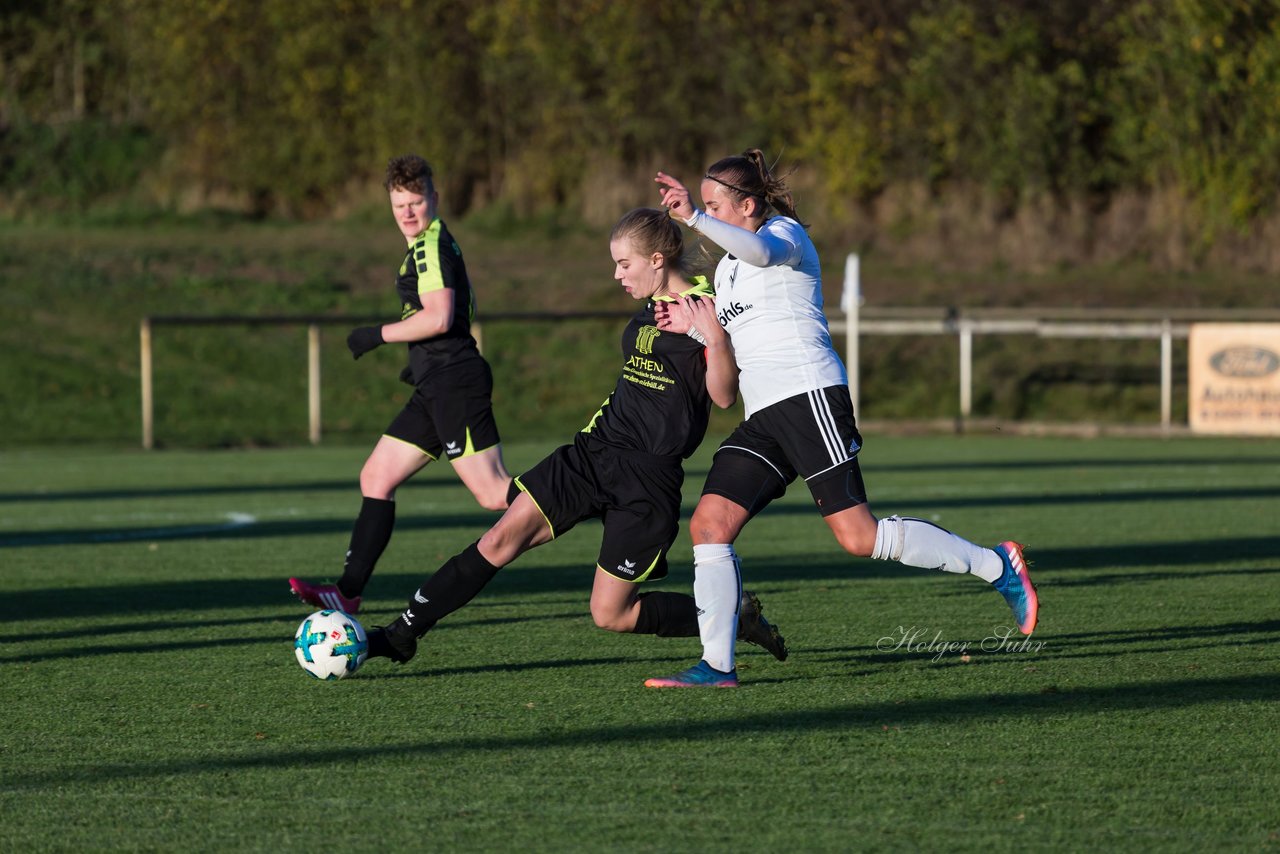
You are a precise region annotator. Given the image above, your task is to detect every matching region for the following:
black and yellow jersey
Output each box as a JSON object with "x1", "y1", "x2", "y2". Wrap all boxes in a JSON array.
[
  {"x1": 394, "y1": 218, "x2": 484, "y2": 382},
  {"x1": 581, "y1": 278, "x2": 717, "y2": 461}
]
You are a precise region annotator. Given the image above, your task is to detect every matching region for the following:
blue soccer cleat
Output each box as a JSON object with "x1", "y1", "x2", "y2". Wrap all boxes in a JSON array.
[
  {"x1": 993, "y1": 541, "x2": 1038, "y2": 634},
  {"x1": 644, "y1": 660, "x2": 738, "y2": 688}
]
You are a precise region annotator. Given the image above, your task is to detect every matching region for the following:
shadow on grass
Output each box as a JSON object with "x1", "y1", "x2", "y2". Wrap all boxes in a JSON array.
[
  {"x1": 6, "y1": 482, "x2": 1278, "y2": 549},
  {"x1": 0, "y1": 608, "x2": 591, "y2": 664},
  {"x1": 805, "y1": 485, "x2": 1280, "y2": 515},
  {"x1": 0, "y1": 478, "x2": 465, "y2": 505},
  {"x1": 3, "y1": 533, "x2": 1278, "y2": 624},
  {"x1": 804, "y1": 617, "x2": 1280, "y2": 671},
  {"x1": 3, "y1": 671, "x2": 1275, "y2": 790},
  {"x1": 861, "y1": 455, "x2": 1280, "y2": 474},
  {"x1": 6, "y1": 452, "x2": 1279, "y2": 507},
  {"x1": 5, "y1": 601, "x2": 589, "y2": 648},
  {"x1": 0, "y1": 560, "x2": 596, "y2": 624},
  {"x1": 0, "y1": 508, "x2": 505, "y2": 548}
]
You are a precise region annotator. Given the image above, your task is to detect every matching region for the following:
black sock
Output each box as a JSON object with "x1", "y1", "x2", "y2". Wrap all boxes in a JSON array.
[
  {"x1": 632, "y1": 591, "x2": 700, "y2": 637},
  {"x1": 399, "y1": 541, "x2": 502, "y2": 637},
  {"x1": 336, "y1": 497, "x2": 395, "y2": 599}
]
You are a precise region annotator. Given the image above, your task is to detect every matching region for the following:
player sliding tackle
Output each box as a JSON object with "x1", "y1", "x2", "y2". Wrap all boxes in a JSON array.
[
  {"x1": 644, "y1": 149, "x2": 1038, "y2": 688},
  {"x1": 364, "y1": 207, "x2": 787, "y2": 669}
]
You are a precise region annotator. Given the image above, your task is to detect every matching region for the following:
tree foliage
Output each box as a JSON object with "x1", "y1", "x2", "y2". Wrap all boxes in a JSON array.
[{"x1": 2, "y1": 0, "x2": 1278, "y2": 245}]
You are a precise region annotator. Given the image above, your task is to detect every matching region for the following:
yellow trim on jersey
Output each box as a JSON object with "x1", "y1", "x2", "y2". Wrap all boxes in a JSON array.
[
  {"x1": 581, "y1": 395, "x2": 612, "y2": 434},
  {"x1": 653, "y1": 275, "x2": 714, "y2": 302},
  {"x1": 410, "y1": 219, "x2": 446, "y2": 295}
]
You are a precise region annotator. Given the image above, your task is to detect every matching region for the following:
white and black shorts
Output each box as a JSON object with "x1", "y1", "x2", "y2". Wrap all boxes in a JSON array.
[{"x1": 701, "y1": 385, "x2": 867, "y2": 518}]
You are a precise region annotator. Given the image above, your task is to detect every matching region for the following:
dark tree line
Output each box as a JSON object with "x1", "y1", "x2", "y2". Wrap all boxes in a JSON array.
[{"x1": 3, "y1": 0, "x2": 1277, "y2": 258}]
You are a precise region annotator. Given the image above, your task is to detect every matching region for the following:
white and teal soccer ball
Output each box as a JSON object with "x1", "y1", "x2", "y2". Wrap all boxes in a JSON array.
[{"x1": 294, "y1": 609, "x2": 368, "y2": 680}]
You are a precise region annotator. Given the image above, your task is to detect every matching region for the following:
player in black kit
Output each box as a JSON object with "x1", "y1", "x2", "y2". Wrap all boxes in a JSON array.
[
  {"x1": 289, "y1": 155, "x2": 512, "y2": 615},
  {"x1": 365, "y1": 208, "x2": 786, "y2": 672}
]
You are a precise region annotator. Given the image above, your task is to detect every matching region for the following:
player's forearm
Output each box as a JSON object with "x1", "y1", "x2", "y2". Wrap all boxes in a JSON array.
[
  {"x1": 704, "y1": 341, "x2": 739, "y2": 409},
  {"x1": 685, "y1": 209, "x2": 791, "y2": 267},
  {"x1": 381, "y1": 306, "x2": 450, "y2": 342}
]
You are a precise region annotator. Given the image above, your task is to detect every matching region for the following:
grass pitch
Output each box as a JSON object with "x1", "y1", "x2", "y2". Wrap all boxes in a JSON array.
[{"x1": 2, "y1": 436, "x2": 1278, "y2": 851}]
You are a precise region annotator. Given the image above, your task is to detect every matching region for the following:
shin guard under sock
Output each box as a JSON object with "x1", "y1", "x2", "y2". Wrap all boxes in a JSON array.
[
  {"x1": 693, "y1": 544, "x2": 742, "y2": 673},
  {"x1": 633, "y1": 591, "x2": 700, "y2": 637},
  {"x1": 336, "y1": 497, "x2": 395, "y2": 599},
  {"x1": 872, "y1": 515, "x2": 1001, "y2": 580},
  {"x1": 398, "y1": 541, "x2": 502, "y2": 637}
]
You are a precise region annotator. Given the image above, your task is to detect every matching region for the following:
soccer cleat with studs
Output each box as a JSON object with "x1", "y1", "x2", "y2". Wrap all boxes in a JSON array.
[
  {"x1": 289, "y1": 578, "x2": 362, "y2": 614},
  {"x1": 644, "y1": 660, "x2": 739, "y2": 688},
  {"x1": 737, "y1": 591, "x2": 788, "y2": 661},
  {"x1": 992, "y1": 541, "x2": 1038, "y2": 634},
  {"x1": 366, "y1": 620, "x2": 417, "y2": 664}
]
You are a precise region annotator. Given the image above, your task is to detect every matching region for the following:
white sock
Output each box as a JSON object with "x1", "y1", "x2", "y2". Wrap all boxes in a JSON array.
[
  {"x1": 692, "y1": 543, "x2": 741, "y2": 673},
  {"x1": 872, "y1": 515, "x2": 1003, "y2": 582}
]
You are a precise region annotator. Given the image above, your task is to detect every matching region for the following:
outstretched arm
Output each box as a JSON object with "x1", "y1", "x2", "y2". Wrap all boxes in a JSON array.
[
  {"x1": 684, "y1": 212, "x2": 801, "y2": 268},
  {"x1": 655, "y1": 171, "x2": 801, "y2": 268}
]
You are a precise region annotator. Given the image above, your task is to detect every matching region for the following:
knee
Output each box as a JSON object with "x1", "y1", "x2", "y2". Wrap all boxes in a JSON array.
[
  {"x1": 358, "y1": 467, "x2": 397, "y2": 500},
  {"x1": 832, "y1": 515, "x2": 879, "y2": 557},
  {"x1": 690, "y1": 507, "x2": 736, "y2": 545},
  {"x1": 590, "y1": 604, "x2": 631, "y2": 633},
  {"x1": 476, "y1": 528, "x2": 515, "y2": 565},
  {"x1": 835, "y1": 528, "x2": 876, "y2": 558}
]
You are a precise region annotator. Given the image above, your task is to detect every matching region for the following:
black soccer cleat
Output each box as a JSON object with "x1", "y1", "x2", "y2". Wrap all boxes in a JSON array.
[
  {"x1": 737, "y1": 591, "x2": 789, "y2": 661},
  {"x1": 367, "y1": 620, "x2": 417, "y2": 664}
]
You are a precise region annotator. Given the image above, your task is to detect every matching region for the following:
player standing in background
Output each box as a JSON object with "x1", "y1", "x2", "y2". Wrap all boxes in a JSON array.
[
  {"x1": 289, "y1": 155, "x2": 512, "y2": 614},
  {"x1": 363, "y1": 207, "x2": 786, "y2": 669},
  {"x1": 644, "y1": 150, "x2": 1038, "y2": 688}
]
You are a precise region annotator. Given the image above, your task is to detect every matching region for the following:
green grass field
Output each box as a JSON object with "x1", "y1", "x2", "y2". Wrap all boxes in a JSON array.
[{"x1": 2, "y1": 436, "x2": 1278, "y2": 851}]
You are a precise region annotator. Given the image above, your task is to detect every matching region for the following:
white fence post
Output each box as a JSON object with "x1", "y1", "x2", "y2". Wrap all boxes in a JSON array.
[
  {"x1": 1160, "y1": 318, "x2": 1172, "y2": 432},
  {"x1": 959, "y1": 318, "x2": 973, "y2": 421},
  {"x1": 308, "y1": 324, "x2": 321, "y2": 445},
  {"x1": 140, "y1": 318, "x2": 153, "y2": 450},
  {"x1": 842, "y1": 253, "x2": 860, "y2": 419}
]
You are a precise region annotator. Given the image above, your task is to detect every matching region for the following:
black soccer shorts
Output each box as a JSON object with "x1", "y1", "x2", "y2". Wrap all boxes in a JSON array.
[
  {"x1": 384, "y1": 362, "x2": 501, "y2": 461},
  {"x1": 513, "y1": 433, "x2": 684, "y2": 582},
  {"x1": 702, "y1": 384, "x2": 868, "y2": 517}
]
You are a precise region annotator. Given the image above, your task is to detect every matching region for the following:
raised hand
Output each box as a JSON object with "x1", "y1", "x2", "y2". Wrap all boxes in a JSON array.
[{"x1": 655, "y1": 172, "x2": 694, "y2": 221}]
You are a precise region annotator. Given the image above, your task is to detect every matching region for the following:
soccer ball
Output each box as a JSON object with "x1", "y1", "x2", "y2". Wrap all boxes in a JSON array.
[{"x1": 294, "y1": 609, "x2": 368, "y2": 680}]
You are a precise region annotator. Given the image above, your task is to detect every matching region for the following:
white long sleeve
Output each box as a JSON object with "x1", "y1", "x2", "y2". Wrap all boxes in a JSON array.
[
  {"x1": 695, "y1": 213, "x2": 846, "y2": 418},
  {"x1": 686, "y1": 209, "x2": 802, "y2": 267}
]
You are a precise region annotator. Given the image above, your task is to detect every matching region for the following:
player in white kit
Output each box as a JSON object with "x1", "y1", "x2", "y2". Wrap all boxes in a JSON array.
[{"x1": 644, "y1": 149, "x2": 1038, "y2": 688}]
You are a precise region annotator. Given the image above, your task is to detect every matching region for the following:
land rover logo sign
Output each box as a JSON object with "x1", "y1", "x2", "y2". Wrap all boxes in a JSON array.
[{"x1": 1209, "y1": 346, "x2": 1280, "y2": 378}]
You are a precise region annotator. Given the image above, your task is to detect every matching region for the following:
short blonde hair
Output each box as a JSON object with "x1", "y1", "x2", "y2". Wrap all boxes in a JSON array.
[{"x1": 610, "y1": 207, "x2": 690, "y2": 276}]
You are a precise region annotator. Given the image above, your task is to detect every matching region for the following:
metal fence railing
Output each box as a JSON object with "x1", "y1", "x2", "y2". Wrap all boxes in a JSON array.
[{"x1": 139, "y1": 304, "x2": 1280, "y2": 449}]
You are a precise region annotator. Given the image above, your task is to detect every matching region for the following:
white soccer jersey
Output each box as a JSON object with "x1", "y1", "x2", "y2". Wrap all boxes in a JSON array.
[{"x1": 690, "y1": 211, "x2": 847, "y2": 418}]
